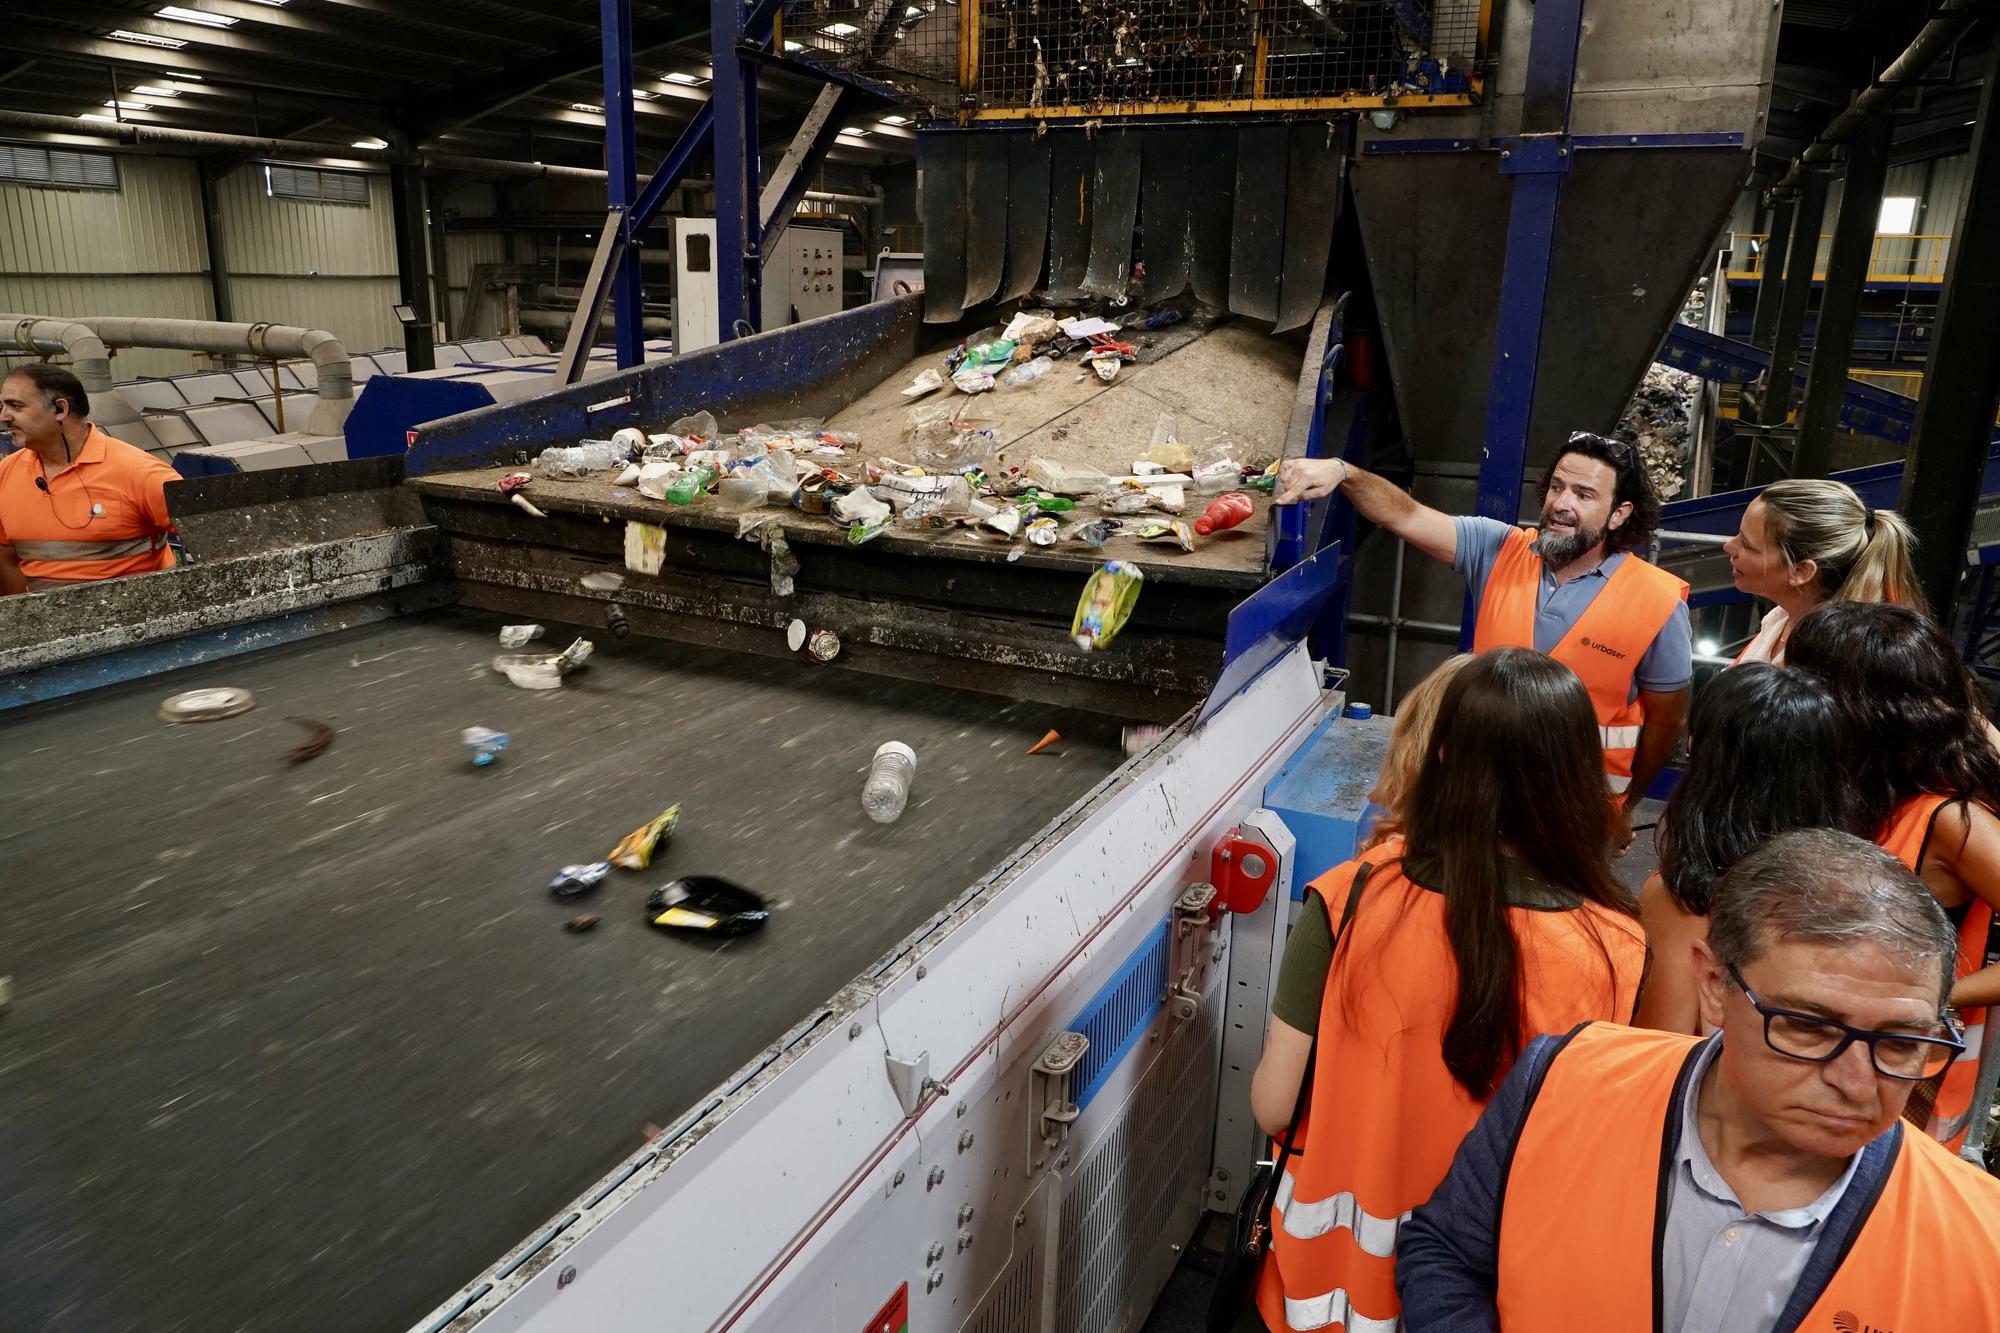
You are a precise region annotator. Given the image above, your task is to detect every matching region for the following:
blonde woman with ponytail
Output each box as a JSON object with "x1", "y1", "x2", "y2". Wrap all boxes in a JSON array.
[{"x1": 1720, "y1": 477, "x2": 1927, "y2": 664}]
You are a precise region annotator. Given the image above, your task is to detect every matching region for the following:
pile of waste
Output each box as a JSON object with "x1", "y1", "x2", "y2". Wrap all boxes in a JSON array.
[
  {"x1": 503, "y1": 298, "x2": 1279, "y2": 581},
  {"x1": 1615, "y1": 277, "x2": 1708, "y2": 500}
]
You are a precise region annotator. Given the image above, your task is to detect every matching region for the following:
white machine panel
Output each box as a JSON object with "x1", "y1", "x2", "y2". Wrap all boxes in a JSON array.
[
  {"x1": 761, "y1": 226, "x2": 845, "y2": 329},
  {"x1": 672, "y1": 218, "x2": 721, "y2": 355}
]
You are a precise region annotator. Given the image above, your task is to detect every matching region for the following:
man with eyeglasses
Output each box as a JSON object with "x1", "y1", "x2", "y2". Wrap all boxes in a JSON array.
[
  {"x1": 1275, "y1": 433, "x2": 1690, "y2": 853},
  {"x1": 1396, "y1": 828, "x2": 2000, "y2": 1332}
]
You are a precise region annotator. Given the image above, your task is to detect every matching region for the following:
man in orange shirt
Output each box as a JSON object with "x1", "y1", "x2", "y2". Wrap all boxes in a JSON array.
[{"x1": 0, "y1": 364, "x2": 177, "y2": 594}]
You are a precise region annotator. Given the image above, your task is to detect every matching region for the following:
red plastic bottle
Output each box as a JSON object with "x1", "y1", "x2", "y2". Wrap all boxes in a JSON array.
[{"x1": 1194, "y1": 491, "x2": 1254, "y2": 536}]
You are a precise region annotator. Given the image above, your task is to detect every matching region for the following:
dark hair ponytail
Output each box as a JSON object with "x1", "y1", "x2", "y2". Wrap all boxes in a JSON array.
[{"x1": 1402, "y1": 648, "x2": 1634, "y2": 1098}]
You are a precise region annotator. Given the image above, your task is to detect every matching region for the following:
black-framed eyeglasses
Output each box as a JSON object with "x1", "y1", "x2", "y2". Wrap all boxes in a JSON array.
[{"x1": 1726, "y1": 962, "x2": 1964, "y2": 1081}]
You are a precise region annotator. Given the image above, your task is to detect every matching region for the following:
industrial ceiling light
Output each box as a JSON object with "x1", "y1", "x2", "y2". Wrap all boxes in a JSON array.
[
  {"x1": 171, "y1": 71, "x2": 203, "y2": 80},
  {"x1": 131, "y1": 85, "x2": 181, "y2": 96},
  {"x1": 80, "y1": 112, "x2": 120, "y2": 122},
  {"x1": 351, "y1": 136, "x2": 389, "y2": 149},
  {"x1": 838, "y1": 128, "x2": 871, "y2": 140},
  {"x1": 632, "y1": 89, "x2": 658, "y2": 99},
  {"x1": 109, "y1": 28, "x2": 188, "y2": 48},
  {"x1": 157, "y1": 6, "x2": 238, "y2": 27},
  {"x1": 101, "y1": 100, "x2": 154, "y2": 112},
  {"x1": 569, "y1": 103, "x2": 604, "y2": 114},
  {"x1": 879, "y1": 114, "x2": 911, "y2": 126},
  {"x1": 783, "y1": 40, "x2": 805, "y2": 52},
  {"x1": 662, "y1": 71, "x2": 706, "y2": 85},
  {"x1": 821, "y1": 22, "x2": 859, "y2": 36}
]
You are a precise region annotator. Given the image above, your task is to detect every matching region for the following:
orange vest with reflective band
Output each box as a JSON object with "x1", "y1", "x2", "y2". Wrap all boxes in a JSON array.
[
  {"x1": 1878, "y1": 793, "x2": 1992, "y2": 1152},
  {"x1": 1470, "y1": 528, "x2": 1688, "y2": 795},
  {"x1": 1254, "y1": 857, "x2": 1646, "y2": 1333},
  {"x1": 1496, "y1": 1023, "x2": 2000, "y2": 1329}
]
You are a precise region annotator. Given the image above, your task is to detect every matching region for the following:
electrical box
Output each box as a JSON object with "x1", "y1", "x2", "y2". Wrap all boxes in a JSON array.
[
  {"x1": 760, "y1": 226, "x2": 845, "y2": 329},
  {"x1": 672, "y1": 218, "x2": 720, "y2": 355}
]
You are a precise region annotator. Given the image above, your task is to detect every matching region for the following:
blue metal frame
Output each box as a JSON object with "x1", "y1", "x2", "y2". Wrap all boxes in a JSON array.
[{"x1": 600, "y1": 0, "x2": 646, "y2": 369}]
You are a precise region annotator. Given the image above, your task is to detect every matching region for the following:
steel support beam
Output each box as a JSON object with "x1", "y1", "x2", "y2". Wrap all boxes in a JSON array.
[
  {"x1": 557, "y1": 214, "x2": 627, "y2": 384},
  {"x1": 389, "y1": 163, "x2": 437, "y2": 372},
  {"x1": 759, "y1": 82, "x2": 852, "y2": 254},
  {"x1": 1794, "y1": 115, "x2": 1894, "y2": 480},
  {"x1": 1757, "y1": 165, "x2": 1829, "y2": 430},
  {"x1": 197, "y1": 162, "x2": 234, "y2": 325},
  {"x1": 631, "y1": 100, "x2": 716, "y2": 232},
  {"x1": 1904, "y1": 40, "x2": 2000, "y2": 617},
  {"x1": 712, "y1": 0, "x2": 766, "y2": 341},
  {"x1": 601, "y1": 0, "x2": 646, "y2": 369},
  {"x1": 1472, "y1": 0, "x2": 1584, "y2": 526},
  {"x1": 1748, "y1": 191, "x2": 1795, "y2": 349}
]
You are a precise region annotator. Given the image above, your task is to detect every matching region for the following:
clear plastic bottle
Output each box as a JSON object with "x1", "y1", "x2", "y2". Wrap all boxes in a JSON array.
[
  {"x1": 999, "y1": 355, "x2": 1054, "y2": 388},
  {"x1": 861, "y1": 742, "x2": 918, "y2": 823}
]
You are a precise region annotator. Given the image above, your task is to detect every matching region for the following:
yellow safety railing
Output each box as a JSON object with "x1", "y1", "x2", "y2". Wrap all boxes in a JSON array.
[{"x1": 1724, "y1": 232, "x2": 1951, "y2": 285}]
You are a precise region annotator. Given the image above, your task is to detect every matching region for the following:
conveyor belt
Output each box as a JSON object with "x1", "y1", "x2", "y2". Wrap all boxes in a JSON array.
[{"x1": 0, "y1": 609, "x2": 1124, "y2": 1332}]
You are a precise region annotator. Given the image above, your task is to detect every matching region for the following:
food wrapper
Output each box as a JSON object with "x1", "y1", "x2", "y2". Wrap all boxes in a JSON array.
[
  {"x1": 1135, "y1": 519, "x2": 1195, "y2": 553},
  {"x1": 610, "y1": 804, "x2": 681, "y2": 871},
  {"x1": 1071, "y1": 560, "x2": 1145, "y2": 653},
  {"x1": 624, "y1": 520, "x2": 668, "y2": 575}
]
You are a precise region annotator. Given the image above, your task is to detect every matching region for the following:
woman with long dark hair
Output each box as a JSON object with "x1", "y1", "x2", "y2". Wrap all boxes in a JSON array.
[
  {"x1": 1245, "y1": 648, "x2": 1646, "y2": 1333},
  {"x1": 1634, "y1": 663, "x2": 1853, "y2": 1033},
  {"x1": 1788, "y1": 600, "x2": 2000, "y2": 1151}
]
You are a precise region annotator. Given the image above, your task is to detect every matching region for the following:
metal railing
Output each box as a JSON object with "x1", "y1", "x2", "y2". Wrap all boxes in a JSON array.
[{"x1": 1723, "y1": 231, "x2": 1951, "y2": 285}]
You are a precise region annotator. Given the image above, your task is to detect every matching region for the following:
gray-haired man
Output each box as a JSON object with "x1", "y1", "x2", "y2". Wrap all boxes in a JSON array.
[{"x1": 1396, "y1": 828, "x2": 2000, "y2": 1332}]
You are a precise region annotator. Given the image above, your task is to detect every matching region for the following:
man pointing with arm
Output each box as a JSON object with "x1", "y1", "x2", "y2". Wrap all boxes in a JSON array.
[{"x1": 1277, "y1": 432, "x2": 1691, "y2": 850}]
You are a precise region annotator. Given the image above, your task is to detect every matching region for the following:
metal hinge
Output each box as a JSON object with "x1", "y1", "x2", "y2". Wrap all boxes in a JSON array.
[{"x1": 1029, "y1": 1030, "x2": 1088, "y2": 1171}]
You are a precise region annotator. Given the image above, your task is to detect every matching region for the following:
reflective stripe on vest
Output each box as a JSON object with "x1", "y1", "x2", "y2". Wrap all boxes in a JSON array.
[
  {"x1": 1273, "y1": 1169, "x2": 1408, "y2": 1254},
  {"x1": 12, "y1": 535, "x2": 165, "y2": 563},
  {"x1": 1470, "y1": 529, "x2": 1687, "y2": 786},
  {"x1": 1495, "y1": 1023, "x2": 2000, "y2": 1327},
  {"x1": 1878, "y1": 793, "x2": 1993, "y2": 1152},
  {"x1": 1282, "y1": 1287, "x2": 1403, "y2": 1333}
]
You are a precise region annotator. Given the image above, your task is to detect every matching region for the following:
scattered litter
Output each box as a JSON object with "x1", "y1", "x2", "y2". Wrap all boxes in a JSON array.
[
  {"x1": 497, "y1": 472, "x2": 547, "y2": 518},
  {"x1": 1026, "y1": 729, "x2": 1062, "y2": 757},
  {"x1": 610, "y1": 426, "x2": 648, "y2": 454},
  {"x1": 550, "y1": 862, "x2": 612, "y2": 900},
  {"x1": 1151, "y1": 484, "x2": 1187, "y2": 514},
  {"x1": 951, "y1": 368, "x2": 997, "y2": 395},
  {"x1": 1073, "y1": 561, "x2": 1145, "y2": 652},
  {"x1": 646, "y1": 876, "x2": 770, "y2": 935},
  {"x1": 669, "y1": 410, "x2": 718, "y2": 443},
  {"x1": 1026, "y1": 516, "x2": 1060, "y2": 546},
  {"x1": 1099, "y1": 490, "x2": 1153, "y2": 515},
  {"x1": 624, "y1": 522, "x2": 668, "y2": 576},
  {"x1": 564, "y1": 913, "x2": 600, "y2": 933},
  {"x1": 902, "y1": 367, "x2": 947, "y2": 397},
  {"x1": 613, "y1": 462, "x2": 642, "y2": 488},
  {"x1": 462, "y1": 726, "x2": 509, "y2": 767},
  {"x1": 605, "y1": 604, "x2": 630, "y2": 639},
  {"x1": 1027, "y1": 458, "x2": 1111, "y2": 496},
  {"x1": 499, "y1": 624, "x2": 545, "y2": 649},
  {"x1": 737, "y1": 512, "x2": 780, "y2": 541},
  {"x1": 159, "y1": 686, "x2": 255, "y2": 724},
  {"x1": 862, "y1": 741, "x2": 918, "y2": 823},
  {"x1": 1084, "y1": 350, "x2": 1122, "y2": 383},
  {"x1": 848, "y1": 515, "x2": 890, "y2": 546},
  {"x1": 663, "y1": 459, "x2": 720, "y2": 504},
  {"x1": 1136, "y1": 518, "x2": 1195, "y2": 552},
  {"x1": 787, "y1": 618, "x2": 808, "y2": 652},
  {"x1": 1194, "y1": 492, "x2": 1254, "y2": 537},
  {"x1": 580, "y1": 571, "x2": 626, "y2": 592},
  {"x1": 1000, "y1": 355, "x2": 1054, "y2": 389},
  {"x1": 1123, "y1": 724, "x2": 1168, "y2": 757},
  {"x1": 808, "y1": 628, "x2": 842, "y2": 663},
  {"x1": 982, "y1": 507, "x2": 1024, "y2": 538},
  {"x1": 494, "y1": 637, "x2": 595, "y2": 690},
  {"x1": 284, "y1": 717, "x2": 335, "y2": 764},
  {"x1": 768, "y1": 527, "x2": 799, "y2": 596},
  {"x1": 1063, "y1": 518, "x2": 1117, "y2": 548},
  {"x1": 610, "y1": 804, "x2": 681, "y2": 871},
  {"x1": 1060, "y1": 316, "x2": 1120, "y2": 338},
  {"x1": 636, "y1": 460, "x2": 681, "y2": 500},
  {"x1": 537, "y1": 439, "x2": 625, "y2": 480},
  {"x1": 833, "y1": 487, "x2": 892, "y2": 525}
]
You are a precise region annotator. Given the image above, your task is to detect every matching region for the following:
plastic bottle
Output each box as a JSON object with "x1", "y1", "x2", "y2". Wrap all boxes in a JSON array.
[
  {"x1": 1193, "y1": 491, "x2": 1254, "y2": 536},
  {"x1": 861, "y1": 742, "x2": 918, "y2": 823},
  {"x1": 461, "y1": 726, "x2": 510, "y2": 767},
  {"x1": 999, "y1": 355, "x2": 1054, "y2": 388},
  {"x1": 663, "y1": 459, "x2": 720, "y2": 504}
]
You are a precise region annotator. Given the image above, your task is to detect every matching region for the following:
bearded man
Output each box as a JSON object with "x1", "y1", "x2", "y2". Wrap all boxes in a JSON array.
[{"x1": 1276, "y1": 432, "x2": 1691, "y2": 852}]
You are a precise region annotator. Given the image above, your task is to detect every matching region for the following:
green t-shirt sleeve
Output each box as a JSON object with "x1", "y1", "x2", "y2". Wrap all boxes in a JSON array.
[{"x1": 1271, "y1": 890, "x2": 1335, "y2": 1034}]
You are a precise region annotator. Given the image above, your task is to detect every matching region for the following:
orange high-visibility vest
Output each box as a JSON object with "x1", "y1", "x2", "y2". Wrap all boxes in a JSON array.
[
  {"x1": 1878, "y1": 793, "x2": 1992, "y2": 1152},
  {"x1": 1496, "y1": 1023, "x2": 2000, "y2": 1329},
  {"x1": 1471, "y1": 528, "x2": 1687, "y2": 795},
  {"x1": 1254, "y1": 858, "x2": 1646, "y2": 1333}
]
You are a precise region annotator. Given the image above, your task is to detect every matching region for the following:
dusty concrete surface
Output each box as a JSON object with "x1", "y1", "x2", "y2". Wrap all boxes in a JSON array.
[{"x1": 0, "y1": 609, "x2": 1123, "y2": 1332}]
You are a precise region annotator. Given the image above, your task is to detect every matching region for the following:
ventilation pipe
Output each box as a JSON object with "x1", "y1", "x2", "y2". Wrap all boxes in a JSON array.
[
  {"x1": 75, "y1": 319, "x2": 353, "y2": 435},
  {"x1": 0, "y1": 317, "x2": 143, "y2": 432}
]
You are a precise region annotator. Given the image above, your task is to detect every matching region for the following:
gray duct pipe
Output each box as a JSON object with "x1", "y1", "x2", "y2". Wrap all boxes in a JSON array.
[
  {"x1": 0, "y1": 316, "x2": 143, "y2": 431},
  {"x1": 517, "y1": 308, "x2": 672, "y2": 337},
  {"x1": 1, "y1": 312, "x2": 355, "y2": 435},
  {"x1": 83, "y1": 318, "x2": 354, "y2": 435},
  {"x1": 1766, "y1": 0, "x2": 1995, "y2": 197}
]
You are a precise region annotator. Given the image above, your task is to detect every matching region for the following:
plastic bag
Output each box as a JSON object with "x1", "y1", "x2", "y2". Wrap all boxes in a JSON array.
[{"x1": 668, "y1": 410, "x2": 718, "y2": 443}]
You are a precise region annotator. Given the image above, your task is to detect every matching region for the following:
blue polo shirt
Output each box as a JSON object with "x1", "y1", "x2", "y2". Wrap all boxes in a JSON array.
[{"x1": 1453, "y1": 515, "x2": 1693, "y2": 695}]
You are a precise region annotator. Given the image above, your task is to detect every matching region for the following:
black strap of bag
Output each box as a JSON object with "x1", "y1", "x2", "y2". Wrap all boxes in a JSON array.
[{"x1": 1206, "y1": 860, "x2": 1375, "y2": 1332}]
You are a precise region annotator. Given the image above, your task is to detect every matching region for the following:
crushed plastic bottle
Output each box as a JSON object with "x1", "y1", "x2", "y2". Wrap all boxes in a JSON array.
[
  {"x1": 461, "y1": 726, "x2": 509, "y2": 767},
  {"x1": 1194, "y1": 492, "x2": 1254, "y2": 536},
  {"x1": 663, "y1": 459, "x2": 720, "y2": 505},
  {"x1": 862, "y1": 742, "x2": 918, "y2": 824},
  {"x1": 999, "y1": 355, "x2": 1054, "y2": 389},
  {"x1": 537, "y1": 438, "x2": 626, "y2": 479}
]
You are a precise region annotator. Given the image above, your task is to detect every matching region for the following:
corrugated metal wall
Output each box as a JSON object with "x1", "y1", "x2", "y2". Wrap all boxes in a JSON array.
[
  {"x1": 214, "y1": 164, "x2": 401, "y2": 355},
  {"x1": 444, "y1": 230, "x2": 509, "y2": 336},
  {"x1": 0, "y1": 156, "x2": 216, "y2": 379}
]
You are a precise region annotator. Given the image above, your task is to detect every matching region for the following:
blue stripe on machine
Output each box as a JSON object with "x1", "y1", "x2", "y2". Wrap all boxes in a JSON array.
[{"x1": 1068, "y1": 918, "x2": 1172, "y2": 1111}]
